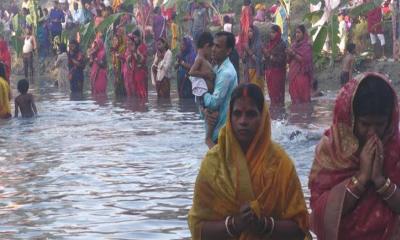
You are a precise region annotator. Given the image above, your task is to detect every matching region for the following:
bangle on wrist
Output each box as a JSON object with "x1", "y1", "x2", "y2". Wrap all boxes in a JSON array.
[
  {"x1": 266, "y1": 217, "x2": 275, "y2": 236},
  {"x1": 225, "y1": 216, "x2": 235, "y2": 237},
  {"x1": 346, "y1": 186, "x2": 360, "y2": 199},
  {"x1": 382, "y1": 183, "x2": 397, "y2": 201},
  {"x1": 376, "y1": 178, "x2": 391, "y2": 194}
]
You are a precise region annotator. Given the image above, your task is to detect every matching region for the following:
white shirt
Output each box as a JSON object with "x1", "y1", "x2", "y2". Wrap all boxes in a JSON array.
[
  {"x1": 151, "y1": 49, "x2": 173, "y2": 86},
  {"x1": 23, "y1": 36, "x2": 34, "y2": 53},
  {"x1": 223, "y1": 23, "x2": 232, "y2": 33}
]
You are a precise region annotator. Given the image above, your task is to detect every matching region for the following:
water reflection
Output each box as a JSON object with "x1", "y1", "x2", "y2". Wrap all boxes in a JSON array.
[{"x1": 0, "y1": 78, "x2": 338, "y2": 239}]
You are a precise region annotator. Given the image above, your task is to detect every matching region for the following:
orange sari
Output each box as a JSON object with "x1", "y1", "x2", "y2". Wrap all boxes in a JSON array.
[
  {"x1": 309, "y1": 72, "x2": 400, "y2": 240},
  {"x1": 188, "y1": 102, "x2": 309, "y2": 239}
]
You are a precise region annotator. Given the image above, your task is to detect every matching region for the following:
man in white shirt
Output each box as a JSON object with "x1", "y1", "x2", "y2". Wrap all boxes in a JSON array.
[{"x1": 72, "y1": 2, "x2": 85, "y2": 25}]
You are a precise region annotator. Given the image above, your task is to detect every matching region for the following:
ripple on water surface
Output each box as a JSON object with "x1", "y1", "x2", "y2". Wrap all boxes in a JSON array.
[{"x1": 0, "y1": 84, "x2": 335, "y2": 239}]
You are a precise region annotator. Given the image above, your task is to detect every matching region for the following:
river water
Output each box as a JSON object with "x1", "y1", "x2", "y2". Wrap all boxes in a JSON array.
[{"x1": 0, "y1": 78, "x2": 337, "y2": 239}]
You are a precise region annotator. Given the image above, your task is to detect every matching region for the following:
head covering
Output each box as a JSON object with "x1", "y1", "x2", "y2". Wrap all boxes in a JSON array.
[
  {"x1": 267, "y1": 24, "x2": 282, "y2": 51},
  {"x1": 290, "y1": 30, "x2": 313, "y2": 76},
  {"x1": 245, "y1": 25, "x2": 263, "y2": 78},
  {"x1": 309, "y1": 72, "x2": 400, "y2": 240},
  {"x1": 179, "y1": 36, "x2": 196, "y2": 64},
  {"x1": 189, "y1": 91, "x2": 309, "y2": 239}
]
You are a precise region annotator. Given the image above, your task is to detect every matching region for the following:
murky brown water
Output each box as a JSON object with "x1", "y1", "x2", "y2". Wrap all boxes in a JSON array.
[{"x1": 0, "y1": 78, "x2": 337, "y2": 239}]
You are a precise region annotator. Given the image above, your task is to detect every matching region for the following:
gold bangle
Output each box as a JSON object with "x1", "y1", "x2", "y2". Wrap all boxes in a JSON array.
[
  {"x1": 383, "y1": 184, "x2": 397, "y2": 201},
  {"x1": 377, "y1": 178, "x2": 391, "y2": 194}
]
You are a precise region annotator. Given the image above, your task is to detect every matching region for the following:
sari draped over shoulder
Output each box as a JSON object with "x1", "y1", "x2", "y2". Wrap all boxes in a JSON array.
[
  {"x1": 133, "y1": 43, "x2": 148, "y2": 98},
  {"x1": 265, "y1": 26, "x2": 287, "y2": 106},
  {"x1": 0, "y1": 40, "x2": 11, "y2": 83},
  {"x1": 177, "y1": 37, "x2": 196, "y2": 99},
  {"x1": 288, "y1": 34, "x2": 313, "y2": 104},
  {"x1": 309, "y1": 72, "x2": 400, "y2": 240},
  {"x1": 0, "y1": 77, "x2": 11, "y2": 119},
  {"x1": 90, "y1": 37, "x2": 107, "y2": 95},
  {"x1": 243, "y1": 26, "x2": 264, "y2": 90},
  {"x1": 189, "y1": 102, "x2": 309, "y2": 239},
  {"x1": 237, "y1": 6, "x2": 253, "y2": 56}
]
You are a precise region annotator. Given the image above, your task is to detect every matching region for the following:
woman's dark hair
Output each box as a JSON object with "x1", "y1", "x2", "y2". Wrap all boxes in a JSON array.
[
  {"x1": 271, "y1": 24, "x2": 280, "y2": 33},
  {"x1": 353, "y1": 76, "x2": 394, "y2": 117},
  {"x1": 297, "y1": 25, "x2": 306, "y2": 34},
  {"x1": 132, "y1": 29, "x2": 142, "y2": 43},
  {"x1": 0, "y1": 62, "x2": 6, "y2": 80},
  {"x1": 244, "y1": 0, "x2": 252, "y2": 6},
  {"x1": 17, "y1": 79, "x2": 29, "y2": 94},
  {"x1": 230, "y1": 83, "x2": 265, "y2": 115}
]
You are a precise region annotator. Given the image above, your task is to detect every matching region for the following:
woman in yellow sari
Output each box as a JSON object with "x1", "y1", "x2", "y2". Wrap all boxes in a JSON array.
[
  {"x1": 188, "y1": 83, "x2": 310, "y2": 239},
  {"x1": 0, "y1": 62, "x2": 11, "y2": 119}
]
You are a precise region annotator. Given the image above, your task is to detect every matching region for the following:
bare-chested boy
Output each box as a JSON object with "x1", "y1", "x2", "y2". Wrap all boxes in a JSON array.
[
  {"x1": 15, "y1": 79, "x2": 38, "y2": 118},
  {"x1": 189, "y1": 32, "x2": 216, "y2": 148},
  {"x1": 341, "y1": 43, "x2": 356, "y2": 86}
]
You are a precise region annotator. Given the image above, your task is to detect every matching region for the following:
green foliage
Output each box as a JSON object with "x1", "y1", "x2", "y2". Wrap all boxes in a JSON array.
[
  {"x1": 96, "y1": 13, "x2": 124, "y2": 34},
  {"x1": 80, "y1": 21, "x2": 96, "y2": 52},
  {"x1": 303, "y1": 10, "x2": 323, "y2": 25},
  {"x1": 312, "y1": 24, "x2": 328, "y2": 58},
  {"x1": 11, "y1": 14, "x2": 24, "y2": 56},
  {"x1": 329, "y1": 12, "x2": 340, "y2": 59}
]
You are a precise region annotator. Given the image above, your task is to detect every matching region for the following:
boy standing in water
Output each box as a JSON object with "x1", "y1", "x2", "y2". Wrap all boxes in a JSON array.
[
  {"x1": 340, "y1": 43, "x2": 356, "y2": 86},
  {"x1": 15, "y1": 79, "x2": 38, "y2": 118}
]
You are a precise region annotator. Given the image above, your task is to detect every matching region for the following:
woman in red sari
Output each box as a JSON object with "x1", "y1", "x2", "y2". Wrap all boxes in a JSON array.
[
  {"x1": 237, "y1": 0, "x2": 253, "y2": 56},
  {"x1": 88, "y1": 35, "x2": 108, "y2": 95},
  {"x1": 287, "y1": 25, "x2": 313, "y2": 104},
  {"x1": 0, "y1": 36, "x2": 11, "y2": 84},
  {"x1": 122, "y1": 35, "x2": 135, "y2": 97},
  {"x1": 264, "y1": 24, "x2": 286, "y2": 107},
  {"x1": 309, "y1": 72, "x2": 400, "y2": 240},
  {"x1": 131, "y1": 29, "x2": 148, "y2": 98}
]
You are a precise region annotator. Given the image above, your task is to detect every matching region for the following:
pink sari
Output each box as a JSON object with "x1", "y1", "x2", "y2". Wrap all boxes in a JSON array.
[
  {"x1": 90, "y1": 38, "x2": 108, "y2": 95},
  {"x1": 288, "y1": 34, "x2": 313, "y2": 104},
  {"x1": 133, "y1": 43, "x2": 148, "y2": 98},
  {"x1": 122, "y1": 44, "x2": 134, "y2": 97},
  {"x1": 309, "y1": 72, "x2": 400, "y2": 240}
]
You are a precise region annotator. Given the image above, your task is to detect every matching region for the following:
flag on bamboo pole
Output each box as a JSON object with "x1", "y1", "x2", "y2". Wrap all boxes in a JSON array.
[{"x1": 275, "y1": 0, "x2": 289, "y2": 43}]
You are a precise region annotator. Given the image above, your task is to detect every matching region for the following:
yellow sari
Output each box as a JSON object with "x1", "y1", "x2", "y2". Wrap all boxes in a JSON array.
[
  {"x1": 0, "y1": 77, "x2": 11, "y2": 119},
  {"x1": 188, "y1": 102, "x2": 309, "y2": 239}
]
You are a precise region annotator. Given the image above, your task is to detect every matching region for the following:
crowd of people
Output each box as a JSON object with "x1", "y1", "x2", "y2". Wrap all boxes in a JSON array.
[{"x1": 0, "y1": 0, "x2": 400, "y2": 239}]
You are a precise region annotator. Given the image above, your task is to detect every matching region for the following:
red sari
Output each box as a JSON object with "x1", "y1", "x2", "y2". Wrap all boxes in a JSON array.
[
  {"x1": 90, "y1": 37, "x2": 108, "y2": 95},
  {"x1": 133, "y1": 43, "x2": 148, "y2": 98},
  {"x1": 264, "y1": 27, "x2": 286, "y2": 106},
  {"x1": 237, "y1": 5, "x2": 253, "y2": 56},
  {"x1": 309, "y1": 73, "x2": 400, "y2": 240},
  {"x1": 0, "y1": 40, "x2": 11, "y2": 83},
  {"x1": 288, "y1": 34, "x2": 313, "y2": 104}
]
